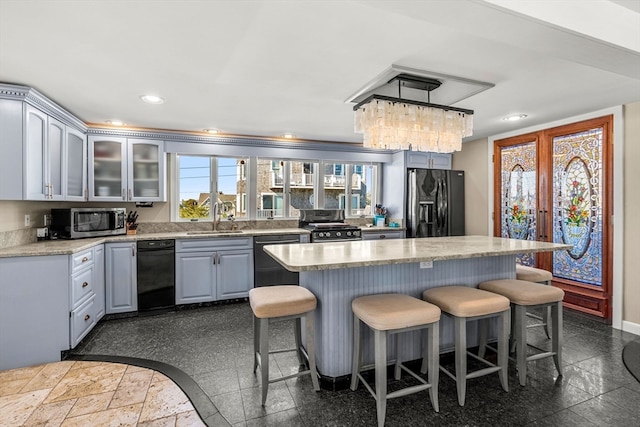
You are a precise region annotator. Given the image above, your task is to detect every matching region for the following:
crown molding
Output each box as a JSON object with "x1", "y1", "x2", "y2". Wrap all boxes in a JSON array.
[{"x1": 0, "y1": 83, "x2": 87, "y2": 131}]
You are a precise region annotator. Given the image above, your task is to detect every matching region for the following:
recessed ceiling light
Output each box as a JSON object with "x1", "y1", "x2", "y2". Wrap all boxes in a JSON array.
[
  {"x1": 140, "y1": 94, "x2": 164, "y2": 104},
  {"x1": 106, "y1": 120, "x2": 125, "y2": 126},
  {"x1": 502, "y1": 114, "x2": 528, "y2": 121},
  {"x1": 203, "y1": 129, "x2": 219, "y2": 134},
  {"x1": 282, "y1": 133, "x2": 295, "y2": 139}
]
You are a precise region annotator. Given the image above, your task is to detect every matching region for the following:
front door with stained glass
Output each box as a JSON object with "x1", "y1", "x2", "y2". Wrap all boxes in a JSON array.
[{"x1": 495, "y1": 116, "x2": 613, "y2": 319}]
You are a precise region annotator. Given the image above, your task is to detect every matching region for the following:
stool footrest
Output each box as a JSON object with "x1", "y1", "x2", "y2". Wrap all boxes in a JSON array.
[
  {"x1": 387, "y1": 383, "x2": 431, "y2": 400},
  {"x1": 527, "y1": 351, "x2": 556, "y2": 362},
  {"x1": 268, "y1": 369, "x2": 315, "y2": 384},
  {"x1": 467, "y1": 366, "x2": 502, "y2": 380}
]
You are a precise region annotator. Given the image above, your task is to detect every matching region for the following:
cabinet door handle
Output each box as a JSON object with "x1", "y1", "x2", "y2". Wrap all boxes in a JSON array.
[
  {"x1": 82, "y1": 281, "x2": 89, "y2": 288},
  {"x1": 212, "y1": 253, "x2": 217, "y2": 264},
  {"x1": 84, "y1": 314, "x2": 91, "y2": 321},
  {"x1": 379, "y1": 234, "x2": 386, "y2": 239},
  {"x1": 82, "y1": 256, "x2": 89, "y2": 262},
  {"x1": 217, "y1": 253, "x2": 221, "y2": 264},
  {"x1": 132, "y1": 245, "x2": 136, "y2": 257}
]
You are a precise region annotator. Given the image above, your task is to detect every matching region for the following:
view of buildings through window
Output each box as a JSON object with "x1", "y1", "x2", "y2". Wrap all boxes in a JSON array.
[{"x1": 178, "y1": 155, "x2": 377, "y2": 220}]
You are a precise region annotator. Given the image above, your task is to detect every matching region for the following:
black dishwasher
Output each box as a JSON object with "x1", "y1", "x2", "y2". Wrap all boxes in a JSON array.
[
  {"x1": 137, "y1": 240, "x2": 175, "y2": 313},
  {"x1": 254, "y1": 235, "x2": 300, "y2": 287}
]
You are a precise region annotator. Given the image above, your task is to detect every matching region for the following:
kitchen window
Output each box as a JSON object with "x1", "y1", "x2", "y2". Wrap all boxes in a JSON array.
[
  {"x1": 175, "y1": 155, "x2": 379, "y2": 221},
  {"x1": 175, "y1": 155, "x2": 248, "y2": 221}
]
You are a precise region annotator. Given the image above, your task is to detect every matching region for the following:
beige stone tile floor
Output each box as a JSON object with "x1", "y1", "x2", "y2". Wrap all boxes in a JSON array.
[{"x1": 0, "y1": 360, "x2": 205, "y2": 427}]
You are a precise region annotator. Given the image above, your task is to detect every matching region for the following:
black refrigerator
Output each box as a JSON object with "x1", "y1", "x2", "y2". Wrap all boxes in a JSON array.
[{"x1": 406, "y1": 168, "x2": 465, "y2": 238}]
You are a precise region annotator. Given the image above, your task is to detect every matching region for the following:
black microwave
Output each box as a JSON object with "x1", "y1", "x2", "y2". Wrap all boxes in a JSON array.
[{"x1": 50, "y1": 208, "x2": 127, "y2": 239}]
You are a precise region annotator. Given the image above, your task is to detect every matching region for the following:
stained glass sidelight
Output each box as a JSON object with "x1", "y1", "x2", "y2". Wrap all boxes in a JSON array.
[
  {"x1": 500, "y1": 142, "x2": 537, "y2": 266},
  {"x1": 552, "y1": 128, "x2": 603, "y2": 286}
]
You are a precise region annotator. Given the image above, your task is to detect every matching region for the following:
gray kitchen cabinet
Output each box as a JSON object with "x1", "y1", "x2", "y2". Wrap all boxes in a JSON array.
[
  {"x1": 94, "y1": 244, "x2": 106, "y2": 320},
  {"x1": 88, "y1": 136, "x2": 165, "y2": 202},
  {"x1": 175, "y1": 238, "x2": 253, "y2": 304},
  {"x1": 175, "y1": 251, "x2": 216, "y2": 303},
  {"x1": 65, "y1": 127, "x2": 88, "y2": 201},
  {"x1": 105, "y1": 242, "x2": 137, "y2": 313},
  {"x1": 405, "y1": 151, "x2": 452, "y2": 170},
  {"x1": 0, "y1": 255, "x2": 69, "y2": 370},
  {"x1": 0, "y1": 99, "x2": 87, "y2": 201},
  {"x1": 24, "y1": 105, "x2": 64, "y2": 200},
  {"x1": 361, "y1": 230, "x2": 405, "y2": 240},
  {"x1": 217, "y1": 249, "x2": 254, "y2": 300}
]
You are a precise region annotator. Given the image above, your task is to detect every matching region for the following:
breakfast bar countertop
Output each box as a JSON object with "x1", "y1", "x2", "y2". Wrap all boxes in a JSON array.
[{"x1": 264, "y1": 235, "x2": 571, "y2": 272}]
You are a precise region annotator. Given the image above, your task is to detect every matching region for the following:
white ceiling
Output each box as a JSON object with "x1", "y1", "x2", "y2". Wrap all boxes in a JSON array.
[{"x1": 1, "y1": 0, "x2": 639, "y2": 145}]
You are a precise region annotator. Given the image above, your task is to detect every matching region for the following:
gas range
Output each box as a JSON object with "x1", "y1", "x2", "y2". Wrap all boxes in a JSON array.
[{"x1": 299, "y1": 210, "x2": 362, "y2": 242}]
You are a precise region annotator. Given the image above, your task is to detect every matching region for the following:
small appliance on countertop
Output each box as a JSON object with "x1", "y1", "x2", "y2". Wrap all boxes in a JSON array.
[{"x1": 49, "y1": 207, "x2": 127, "y2": 239}]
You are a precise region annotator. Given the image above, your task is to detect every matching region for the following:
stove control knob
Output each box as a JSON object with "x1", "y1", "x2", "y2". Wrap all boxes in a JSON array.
[
  {"x1": 354, "y1": 230, "x2": 361, "y2": 237},
  {"x1": 347, "y1": 231, "x2": 352, "y2": 236},
  {"x1": 336, "y1": 231, "x2": 342, "y2": 237}
]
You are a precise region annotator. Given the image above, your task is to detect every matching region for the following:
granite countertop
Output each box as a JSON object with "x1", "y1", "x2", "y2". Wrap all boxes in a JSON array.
[
  {"x1": 263, "y1": 235, "x2": 571, "y2": 272},
  {"x1": 0, "y1": 228, "x2": 308, "y2": 258}
]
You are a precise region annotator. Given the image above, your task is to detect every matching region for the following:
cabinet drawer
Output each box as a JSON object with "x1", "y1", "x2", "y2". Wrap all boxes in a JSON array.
[
  {"x1": 71, "y1": 267, "x2": 94, "y2": 308},
  {"x1": 362, "y1": 231, "x2": 404, "y2": 240},
  {"x1": 176, "y1": 237, "x2": 252, "y2": 252},
  {"x1": 71, "y1": 249, "x2": 94, "y2": 272},
  {"x1": 70, "y1": 295, "x2": 96, "y2": 348}
]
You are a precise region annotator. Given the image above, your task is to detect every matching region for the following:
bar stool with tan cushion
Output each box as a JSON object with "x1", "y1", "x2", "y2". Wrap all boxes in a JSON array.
[
  {"x1": 249, "y1": 285, "x2": 320, "y2": 405},
  {"x1": 516, "y1": 264, "x2": 553, "y2": 338},
  {"x1": 350, "y1": 294, "x2": 441, "y2": 427},
  {"x1": 422, "y1": 286, "x2": 510, "y2": 406},
  {"x1": 479, "y1": 279, "x2": 564, "y2": 386}
]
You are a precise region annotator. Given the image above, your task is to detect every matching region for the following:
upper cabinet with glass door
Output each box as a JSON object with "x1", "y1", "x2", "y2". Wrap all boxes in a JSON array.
[{"x1": 89, "y1": 136, "x2": 165, "y2": 202}]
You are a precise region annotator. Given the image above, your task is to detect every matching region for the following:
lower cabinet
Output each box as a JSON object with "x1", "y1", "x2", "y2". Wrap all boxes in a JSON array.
[
  {"x1": 175, "y1": 238, "x2": 253, "y2": 304},
  {"x1": 0, "y1": 255, "x2": 69, "y2": 370},
  {"x1": 94, "y1": 244, "x2": 105, "y2": 320},
  {"x1": 105, "y1": 242, "x2": 137, "y2": 314}
]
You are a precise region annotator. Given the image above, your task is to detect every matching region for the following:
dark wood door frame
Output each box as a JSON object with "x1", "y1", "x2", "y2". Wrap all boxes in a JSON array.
[{"x1": 493, "y1": 115, "x2": 613, "y2": 320}]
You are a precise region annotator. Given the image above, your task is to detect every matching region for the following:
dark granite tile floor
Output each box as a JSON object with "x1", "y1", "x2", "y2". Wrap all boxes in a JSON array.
[{"x1": 71, "y1": 302, "x2": 640, "y2": 426}]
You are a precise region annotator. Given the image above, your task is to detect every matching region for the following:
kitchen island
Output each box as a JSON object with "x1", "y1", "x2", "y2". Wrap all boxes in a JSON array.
[{"x1": 264, "y1": 235, "x2": 570, "y2": 380}]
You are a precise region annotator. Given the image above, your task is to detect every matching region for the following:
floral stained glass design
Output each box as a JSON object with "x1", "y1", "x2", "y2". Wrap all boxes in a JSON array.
[
  {"x1": 500, "y1": 142, "x2": 537, "y2": 266},
  {"x1": 552, "y1": 128, "x2": 603, "y2": 286}
]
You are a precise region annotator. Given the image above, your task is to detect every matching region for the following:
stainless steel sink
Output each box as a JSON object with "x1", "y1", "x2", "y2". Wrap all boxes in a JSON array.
[{"x1": 186, "y1": 230, "x2": 244, "y2": 235}]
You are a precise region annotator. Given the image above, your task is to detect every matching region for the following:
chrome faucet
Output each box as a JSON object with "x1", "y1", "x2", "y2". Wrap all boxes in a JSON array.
[{"x1": 212, "y1": 202, "x2": 220, "y2": 231}]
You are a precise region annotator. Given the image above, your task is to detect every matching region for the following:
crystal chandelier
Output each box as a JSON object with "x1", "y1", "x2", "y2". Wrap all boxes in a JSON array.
[{"x1": 353, "y1": 74, "x2": 474, "y2": 153}]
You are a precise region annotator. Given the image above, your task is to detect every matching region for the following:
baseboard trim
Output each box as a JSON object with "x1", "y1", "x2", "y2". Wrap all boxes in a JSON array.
[{"x1": 622, "y1": 320, "x2": 640, "y2": 336}]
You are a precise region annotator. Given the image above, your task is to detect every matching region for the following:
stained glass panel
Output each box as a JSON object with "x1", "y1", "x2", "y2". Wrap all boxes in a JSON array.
[
  {"x1": 500, "y1": 142, "x2": 537, "y2": 265},
  {"x1": 552, "y1": 128, "x2": 603, "y2": 286}
]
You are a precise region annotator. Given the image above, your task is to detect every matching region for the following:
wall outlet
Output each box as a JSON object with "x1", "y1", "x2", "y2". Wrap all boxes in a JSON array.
[
  {"x1": 24, "y1": 214, "x2": 30, "y2": 227},
  {"x1": 420, "y1": 261, "x2": 433, "y2": 269}
]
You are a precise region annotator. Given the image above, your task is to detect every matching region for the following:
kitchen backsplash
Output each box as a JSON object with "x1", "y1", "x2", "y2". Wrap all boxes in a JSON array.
[{"x1": 0, "y1": 217, "x2": 404, "y2": 250}]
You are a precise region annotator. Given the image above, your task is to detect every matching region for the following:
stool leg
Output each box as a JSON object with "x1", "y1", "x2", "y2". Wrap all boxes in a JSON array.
[
  {"x1": 498, "y1": 309, "x2": 510, "y2": 392},
  {"x1": 454, "y1": 316, "x2": 467, "y2": 406},
  {"x1": 428, "y1": 323, "x2": 440, "y2": 413},
  {"x1": 394, "y1": 333, "x2": 402, "y2": 380},
  {"x1": 374, "y1": 329, "x2": 388, "y2": 427},
  {"x1": 543, "y1": 280, "x2": 552, "y2": 339},
  {"x1": 259, "y1": 317, "x2": 270, "y2": 405},
  {"x1": 350, "y1": 314, "x2": 361, "y2": 391},
  {"x1": 544, "y1": 306, "x2": 552, "y2": 339},
  {"x1": 509, "y1": 305, "x2": 517, "y2": 354},
  {"x1": 515, "y1": 304, "x2": 527, "y2": 386},
  {"x1": 478, "y1": 317, "x2": 488, "y2": 359},
  {"x1": 294, "y1": 317, "x2": 304, "y2": 365},
  {"x1": 305, "y1": 311, "x2": 320, "y2": 391},
  {"x1": 552, "y1": 301, "x2": 563, "y2": 377},
  {"x1": 253, "y1": 315, "x2": 260, "y2": 373}
]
